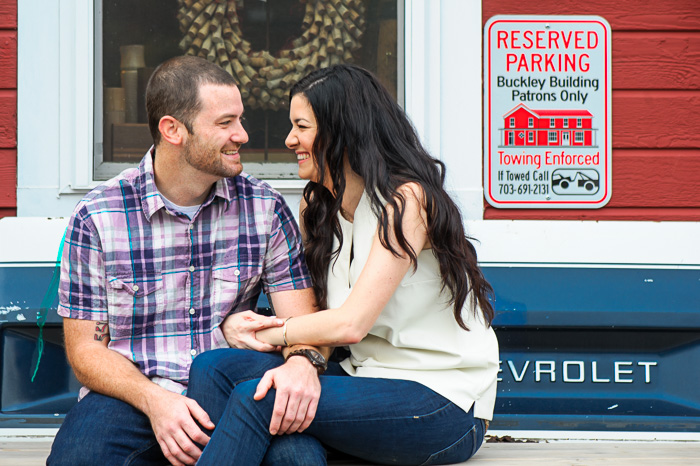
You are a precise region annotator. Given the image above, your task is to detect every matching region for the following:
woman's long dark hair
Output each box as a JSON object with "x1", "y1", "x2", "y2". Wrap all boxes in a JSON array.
[{"x1": 291, "y1": 64, "x2": 494, "y2": 329}]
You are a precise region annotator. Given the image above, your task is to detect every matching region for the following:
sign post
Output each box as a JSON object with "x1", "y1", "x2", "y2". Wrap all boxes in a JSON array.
[{"x1": 484, "y1": 16, "x2": 612, "y2": 208}]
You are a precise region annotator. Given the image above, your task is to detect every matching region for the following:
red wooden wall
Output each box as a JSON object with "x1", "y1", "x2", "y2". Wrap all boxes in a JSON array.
[
  {"x1": 483, "y1": 0, "x2": 700, "y2": 221},
  {"x1": 0, "y1": 0, "x2": 16, "y2": 218}
]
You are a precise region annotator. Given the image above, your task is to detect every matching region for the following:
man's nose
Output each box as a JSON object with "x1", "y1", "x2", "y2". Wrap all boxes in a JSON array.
[{"x1": 232, "y1": 122, "x2": 249, "y2": 144}]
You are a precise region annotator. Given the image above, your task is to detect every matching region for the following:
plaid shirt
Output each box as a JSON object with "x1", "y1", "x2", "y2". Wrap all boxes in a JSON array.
[{"x1": 58, "y1": 150, "x2": 311, "y2": 395}]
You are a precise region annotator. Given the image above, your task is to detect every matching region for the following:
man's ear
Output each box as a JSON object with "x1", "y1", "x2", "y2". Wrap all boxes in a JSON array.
[{"x1": 158, "y1": 116, "x2": 186, "y2": 146}]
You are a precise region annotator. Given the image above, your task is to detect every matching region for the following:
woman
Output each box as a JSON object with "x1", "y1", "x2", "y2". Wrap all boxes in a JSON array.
[{"x1": 189, "y1": 64, "x2": 499, "y2": 465}]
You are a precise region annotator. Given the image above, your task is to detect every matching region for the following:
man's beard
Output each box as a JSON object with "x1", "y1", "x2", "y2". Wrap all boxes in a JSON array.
[{"x1": 183, "y1": 133, "x2": 243, "y2": 179}]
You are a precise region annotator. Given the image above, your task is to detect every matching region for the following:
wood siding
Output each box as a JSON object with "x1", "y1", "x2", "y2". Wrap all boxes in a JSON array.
[
  {"x1": 483, "y1": 1, "x2": 700, "y2": 221},
  {"x1": 0, "y1": 0, "x2": 16, "y2": 218}
]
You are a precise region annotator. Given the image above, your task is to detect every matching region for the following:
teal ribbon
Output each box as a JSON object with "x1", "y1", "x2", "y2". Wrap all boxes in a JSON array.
[{"x1": 32, "y1": 229, "x2": 67, "y2": 382}]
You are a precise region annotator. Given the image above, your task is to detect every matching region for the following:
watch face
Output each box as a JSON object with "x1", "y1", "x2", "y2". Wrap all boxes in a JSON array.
[{"x1": 306, "y1": 349, "x2": 325, "y2": 365}]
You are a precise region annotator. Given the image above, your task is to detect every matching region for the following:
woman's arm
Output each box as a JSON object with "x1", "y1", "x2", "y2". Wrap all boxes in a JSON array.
[{"x1": 256, "y1": 183, "x2": 429, "y2": 347}]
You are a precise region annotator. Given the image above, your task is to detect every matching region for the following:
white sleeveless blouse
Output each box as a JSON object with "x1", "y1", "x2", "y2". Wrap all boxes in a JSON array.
[{"x1": 331, "y1": 192, "x2": 499, "y2": 419}]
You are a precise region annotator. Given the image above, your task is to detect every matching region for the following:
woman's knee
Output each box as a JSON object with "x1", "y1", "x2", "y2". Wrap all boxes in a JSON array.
[{"x1": 190, "y1": 348, "x2": 283, "y2": 388}]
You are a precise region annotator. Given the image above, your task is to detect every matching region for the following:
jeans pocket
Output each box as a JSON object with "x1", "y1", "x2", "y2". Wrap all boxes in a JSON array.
[{"x1": 419, "y1": 424, "x2": 479, "y2": 466}]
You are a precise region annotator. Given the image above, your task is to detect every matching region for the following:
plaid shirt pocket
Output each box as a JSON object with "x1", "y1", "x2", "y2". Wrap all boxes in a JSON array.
[{"x1": 107, "y1": 274, "x2": 165, "y2": 339}]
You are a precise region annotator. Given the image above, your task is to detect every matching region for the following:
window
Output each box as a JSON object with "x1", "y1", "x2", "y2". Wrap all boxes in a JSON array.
[
  {"x1": 575, "y1": 131, "x2": 584, "y2": 143},
  {"x1": 528, "y1": 131, "x2": 534, "y2": 143},
  {"x1": 528, "y1": 117, "x2": 533, "y2": 128},
  {"x1": 548, "y1": 131, "x2": 557, "y2": 143},
  {"x1": 509, "y1": 117, "x2": 515, "y2": 128},
  {"x1": 563, "y1": 118, "x2": 568, "y2": 128},
  {"x1": 577, "y1": 118, "x2": 582, "y2": 128},
  {"x1": 95, "y1": 0, "x2": 400, "y2": 180},
  {"x1": 550, "y1": 118, "x2": 555, "y2": 128}
]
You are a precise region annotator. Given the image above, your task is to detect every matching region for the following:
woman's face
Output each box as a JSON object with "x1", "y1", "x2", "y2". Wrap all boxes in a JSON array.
[{"x1": 286, "y1": 94, "x2": 320, "y2": 182}]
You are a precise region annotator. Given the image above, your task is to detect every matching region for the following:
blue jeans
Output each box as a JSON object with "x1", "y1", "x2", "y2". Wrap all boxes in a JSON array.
[
  {"x1": 188, "y1": 349, "x2": 486, "y2": 466},
  {"x1": 47, "y1": 384, "x2": 325, "y2": 465}
]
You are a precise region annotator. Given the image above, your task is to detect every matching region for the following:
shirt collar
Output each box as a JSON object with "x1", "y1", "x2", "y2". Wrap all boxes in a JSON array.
[{"x1": 138, "y1": 147, "x2": 238, "y2": 221}]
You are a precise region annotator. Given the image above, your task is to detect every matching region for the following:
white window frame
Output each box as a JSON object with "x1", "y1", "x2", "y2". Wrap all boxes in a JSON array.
[
  {"x1": 19, "y1": 0, "x2": 485, "y2": 221},
  {"x1": 550, "y1": 118, "x2": 555, "y2": 128},
  {"x1": 563, "y1": 118, "x2": 569, "y2": 128},
  {"x1": 548, "y1": 131, "x2": 557, "y2": 143},
  {"x1": 528, "y1": 117, "x2": 534, "y2": 128},
  {"x1": 18, "y1": 0, "x2": 408, "y2": 197},
  {"x1": 575, "y1": 131, "x2": 584, "y2": 143},
  {"x1": 509, "y1": 117, "x2": 515, "y2": 128},
  {"x1": 577, "y1": 117, "x2": 583, "y2": 128}
]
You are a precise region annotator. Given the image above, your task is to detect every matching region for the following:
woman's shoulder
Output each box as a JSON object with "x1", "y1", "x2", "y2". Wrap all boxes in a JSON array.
[{"x1": 395, "y1": 182, "x2": 425, "y2": 203}]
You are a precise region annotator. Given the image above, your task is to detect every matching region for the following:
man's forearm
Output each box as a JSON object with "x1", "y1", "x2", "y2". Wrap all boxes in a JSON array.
[
  {"x1": 64, "y1": 318, "x2": 166, "y2": 415},
  {"x1": 281, "y1": 343, "x2": 333, "y2": 361}
]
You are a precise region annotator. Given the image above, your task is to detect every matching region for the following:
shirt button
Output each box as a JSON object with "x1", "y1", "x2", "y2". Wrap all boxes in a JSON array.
[
  {"x1": 190, "y1": 349, "x2": 197, "y2": 356},
  {"x1": 189, "y1": 308, "x2": 195, "y2": 315},
  {"x1": 189, "y1": 265, "x2": 195, "y2": 272},
  {"x1": 233, "y1": 269, "x2": 240, "y2": 276},
  {"x1": 132, "y1": 285, "x2": 139, "y2": 292}
]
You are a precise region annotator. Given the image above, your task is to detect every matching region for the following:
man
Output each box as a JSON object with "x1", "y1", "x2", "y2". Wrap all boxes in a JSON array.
[{"x1": 48, "y1": 55, "x2": 329, "y2": 466}]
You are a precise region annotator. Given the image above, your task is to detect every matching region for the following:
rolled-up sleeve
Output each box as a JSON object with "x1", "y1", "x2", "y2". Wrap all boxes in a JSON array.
[
  {"x1": 262, "y1": 195, "x2": 312, "y2": 293},
  {"x1": 57, "y1": 209, "x2": 108, "y2": 321}
]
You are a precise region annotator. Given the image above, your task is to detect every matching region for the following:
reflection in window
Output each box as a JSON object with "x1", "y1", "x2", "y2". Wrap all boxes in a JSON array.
[{"x1": 97, "y1": 0, "x2": 399, "y2": 180}]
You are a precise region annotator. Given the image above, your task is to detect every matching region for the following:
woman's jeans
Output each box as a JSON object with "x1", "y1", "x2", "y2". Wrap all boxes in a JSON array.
[{"x1": 187, "y1": 348, "x2": 487, "y2": 466}]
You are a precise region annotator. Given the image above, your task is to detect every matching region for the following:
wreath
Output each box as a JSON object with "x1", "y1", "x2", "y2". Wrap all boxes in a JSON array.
[{"x1": 177, "y1": 0, "x2": 366, "y2": 110}]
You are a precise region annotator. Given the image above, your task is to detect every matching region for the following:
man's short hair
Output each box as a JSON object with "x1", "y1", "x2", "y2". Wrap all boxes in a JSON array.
[{"x1": 146, "y1": 55, "x2": 238, "y2": 145}]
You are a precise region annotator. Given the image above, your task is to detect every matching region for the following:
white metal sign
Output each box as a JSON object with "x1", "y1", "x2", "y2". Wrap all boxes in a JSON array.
[{"x1": 484, "y1": 16, "x2": 612, "y2": 208}]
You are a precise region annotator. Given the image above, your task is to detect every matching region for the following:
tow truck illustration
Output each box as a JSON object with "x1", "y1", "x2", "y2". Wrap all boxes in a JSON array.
[{"x1": 551, "y1": 169, "x2": 600, "y2": 195}]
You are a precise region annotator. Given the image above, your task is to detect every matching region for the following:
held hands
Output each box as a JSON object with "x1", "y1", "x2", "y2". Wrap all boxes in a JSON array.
[
  {"x1": 254, "y1": 355, "x2": 321, "y2": 435},
  {"x1": 144, "y1": 389, "x2": 215, "y2": 466},
  {"x1": 221, "y1": 310, "x2": 284, "y2": 352}
]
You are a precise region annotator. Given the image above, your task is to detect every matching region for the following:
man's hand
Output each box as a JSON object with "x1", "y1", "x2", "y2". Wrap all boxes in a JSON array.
[
  {"x1": 254, "y1": 355, "x2": 321, "y2": 435},
  {"x1": 221, "y1": 311, "x2": 284, "y2": 351},
  {"x1": 144, "y1": 389, "x2": 215, "y2": 466}
]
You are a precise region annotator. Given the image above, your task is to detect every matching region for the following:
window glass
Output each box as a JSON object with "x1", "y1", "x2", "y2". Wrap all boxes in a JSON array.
[
  {"x1": 95, "y1": 0, "x2": 400, "y2": 180},
  {"x1": 548, "y1": 131, "x2": 557, "y2": 143},
  {"x1": 509, "y1": 117, "x2": 514, "y2": 128}
]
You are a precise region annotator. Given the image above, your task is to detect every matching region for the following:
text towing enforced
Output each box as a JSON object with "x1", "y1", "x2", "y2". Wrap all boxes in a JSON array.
[{"x1": 498, "y1": 150, "x2": 600, "y2": 170}]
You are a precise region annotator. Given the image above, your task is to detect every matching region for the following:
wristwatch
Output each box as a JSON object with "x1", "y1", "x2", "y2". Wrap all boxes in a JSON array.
[{"x1": 286, "y1": 348, "x2": 327, "y2": 375}]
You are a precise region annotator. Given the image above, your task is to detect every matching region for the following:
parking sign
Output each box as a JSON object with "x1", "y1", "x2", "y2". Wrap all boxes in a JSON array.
[{"x1": 484, "y1": 16, "x2": 612, "y2": 208}]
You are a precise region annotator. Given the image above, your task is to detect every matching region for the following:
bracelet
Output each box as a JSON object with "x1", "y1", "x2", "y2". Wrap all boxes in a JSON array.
[{"x1": 282, "y1": 317, "x2": 293, "y2": 346}]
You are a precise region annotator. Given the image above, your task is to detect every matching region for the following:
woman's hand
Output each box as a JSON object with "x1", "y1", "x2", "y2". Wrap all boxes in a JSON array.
[{"x1": 220, "y1": 311, "x2": 283, "y2": 352}]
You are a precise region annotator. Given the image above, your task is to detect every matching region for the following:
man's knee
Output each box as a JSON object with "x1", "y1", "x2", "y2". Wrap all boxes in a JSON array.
[{"x1": 47, "y1": 393, "x2": 158, "y2": 465}]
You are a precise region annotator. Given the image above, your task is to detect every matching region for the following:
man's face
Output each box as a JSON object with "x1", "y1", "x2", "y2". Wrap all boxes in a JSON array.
[{"x1": 182, "y1": 83, "x2": 249, "y2": 179}]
